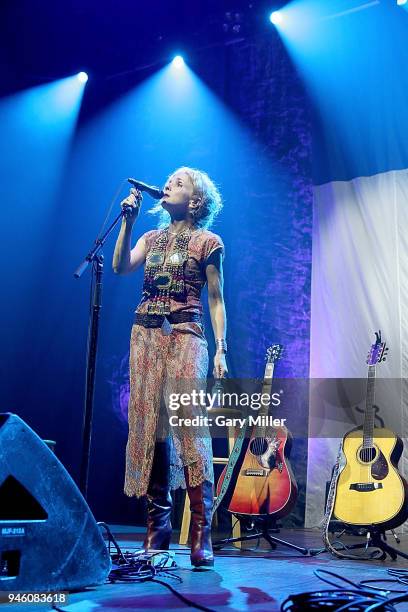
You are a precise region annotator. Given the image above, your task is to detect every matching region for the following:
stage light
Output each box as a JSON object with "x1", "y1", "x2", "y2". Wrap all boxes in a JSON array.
[
  {"x1": 77, "y1": 72, "x2": 88, "y2": 83},
  {"x1": 270, "y1": 11, "x2": 283, "y2": 25},
  {"x1": 397, "y1": 0, "x2": 407, "y2": 5},
  {"x1": 172, "y1": 55, "x2": 185, "y2": 68}
]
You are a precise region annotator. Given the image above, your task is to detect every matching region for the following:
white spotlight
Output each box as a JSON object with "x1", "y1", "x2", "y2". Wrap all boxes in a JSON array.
[
  {"x1": 270, "y1": 11, "x2": 283, "y2": 25},
  {"x1": 77, "y1": 72, "x2": 88, "y2": 83},
  {"x1": 172, "y1": 55, "x2": 185, "y2": 68},
  {"x1": 397, "y1": 0, "x2": 407, "y2": 5}
]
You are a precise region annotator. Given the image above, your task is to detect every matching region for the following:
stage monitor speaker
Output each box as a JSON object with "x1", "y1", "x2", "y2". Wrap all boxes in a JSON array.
[{"x1": 0, "y1": 413, "x2": 111, "y2": 591}]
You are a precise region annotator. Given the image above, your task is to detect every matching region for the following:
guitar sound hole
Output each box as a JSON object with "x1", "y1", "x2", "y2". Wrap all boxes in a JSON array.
[
  {"x1": 249, "y1": 438, "x2": 268, "y2": 456},
  {"x1": 359, "y1": 446, "x2": 376, "y2": 463}
]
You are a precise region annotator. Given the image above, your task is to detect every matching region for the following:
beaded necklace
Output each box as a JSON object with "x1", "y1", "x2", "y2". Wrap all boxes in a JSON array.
[{"x1": 142, "y1": 227, "x2": 193, "y2": 315}]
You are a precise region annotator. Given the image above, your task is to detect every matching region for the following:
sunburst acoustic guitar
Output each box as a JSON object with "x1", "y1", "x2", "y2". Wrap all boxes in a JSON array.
[
  {"x1": 333, "y1": 331, "x2": 408, "y2": 530},
  {"x1": 216, "y1": 344, "x2": 298, "y2": 518}
]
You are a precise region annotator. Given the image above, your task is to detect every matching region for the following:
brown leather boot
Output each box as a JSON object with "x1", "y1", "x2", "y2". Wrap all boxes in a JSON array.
[
  {"x1": 143, "y1": 440, "x2": 172, "y2": 551},
  {"x1": 185, "y1": 469, "x2": 214, "y2": 568}
]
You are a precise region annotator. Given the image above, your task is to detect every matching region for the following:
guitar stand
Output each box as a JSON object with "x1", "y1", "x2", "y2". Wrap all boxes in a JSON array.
[
  {"x1": 213, "y1": 517, "x2": 309, "y2": 556},
  {"x1": 340, "y1": 528, "x2": 408, "y2": 561}
]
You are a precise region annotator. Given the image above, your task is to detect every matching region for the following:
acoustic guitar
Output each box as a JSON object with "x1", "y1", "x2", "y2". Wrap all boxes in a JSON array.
[
  {"x1": 216, "y1": 344, "x2": 298, "y2": 517},
  {"x1": 333, "y1": 331, "x2": 408, "y2": 529}
]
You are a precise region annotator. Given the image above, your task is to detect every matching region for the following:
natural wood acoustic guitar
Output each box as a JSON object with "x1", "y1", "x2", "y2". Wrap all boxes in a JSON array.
[{"x1": 333, "y1": 331, "x2": 408, "y2": 529}]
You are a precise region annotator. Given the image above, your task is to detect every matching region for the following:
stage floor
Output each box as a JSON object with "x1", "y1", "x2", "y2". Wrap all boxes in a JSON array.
[{"x1": 4, "y1": 527, "x2": 408, "y2": 611}]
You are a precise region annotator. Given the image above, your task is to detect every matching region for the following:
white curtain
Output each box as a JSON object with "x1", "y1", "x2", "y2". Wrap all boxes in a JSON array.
[{"x1": 306, "y1": 168, "x2": 408, "y2": 530}]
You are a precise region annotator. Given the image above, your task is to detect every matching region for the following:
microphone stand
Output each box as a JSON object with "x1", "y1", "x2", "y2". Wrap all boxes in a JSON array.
[{"x1": 74, "y1": 210, "x2": 124, "y2": 499}]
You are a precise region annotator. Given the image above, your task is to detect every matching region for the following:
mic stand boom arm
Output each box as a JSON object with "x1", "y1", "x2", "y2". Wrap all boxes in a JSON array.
[{"x1": 73, "y1": 209, "x2": 124, "y2": 499}]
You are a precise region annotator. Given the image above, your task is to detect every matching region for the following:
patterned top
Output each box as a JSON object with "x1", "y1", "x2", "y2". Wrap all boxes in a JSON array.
[{"x1": 136, "y1": 228, "x2": 224, "y2": 315}]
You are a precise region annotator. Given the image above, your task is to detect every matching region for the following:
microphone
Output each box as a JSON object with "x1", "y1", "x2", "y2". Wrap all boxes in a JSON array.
[{"x1": 127, "y1": 178, "x2": 164, "y2": 199}]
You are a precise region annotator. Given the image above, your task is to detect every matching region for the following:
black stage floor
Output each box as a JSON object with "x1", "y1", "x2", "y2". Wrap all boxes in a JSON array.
[{"x1": 4, "y1": 527, "x2": 408, "y2": 611}]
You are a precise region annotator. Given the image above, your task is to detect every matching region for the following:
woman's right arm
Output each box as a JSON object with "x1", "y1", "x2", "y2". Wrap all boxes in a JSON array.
[{"x1": 112, "y1": 189, "x2": 147, "y2": 275}]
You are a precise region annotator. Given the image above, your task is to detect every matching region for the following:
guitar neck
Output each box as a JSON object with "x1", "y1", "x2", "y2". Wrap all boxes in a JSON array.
[
  {"x1": 261, "y1": 361, "x2": 275, "y2": 410},
  {"x1": 254, "y1": 361, "x2": 275, "y2": 438},
  {"x1": 363, "y1": 364, "x2": 376, "y2": 447}
]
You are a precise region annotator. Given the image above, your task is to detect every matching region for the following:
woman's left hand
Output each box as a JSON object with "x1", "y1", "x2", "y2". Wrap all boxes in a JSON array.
[{"x1": 213, "y1": 352, "x2": 228, "y2": 378}]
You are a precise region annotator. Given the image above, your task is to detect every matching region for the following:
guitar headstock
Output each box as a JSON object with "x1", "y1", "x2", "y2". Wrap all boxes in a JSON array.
[
  {"x1": 366, "y1": 330, "x2": 388, "y2": 366},
  {"x1": 266, "y1": 344, "x2": 284, "y2": 364}
]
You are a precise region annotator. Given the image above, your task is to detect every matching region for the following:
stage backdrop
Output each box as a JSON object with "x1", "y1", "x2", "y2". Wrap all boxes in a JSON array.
[
  {"x1": 295, "y1": 1, "x2": 408, "y2": 531},
  {"x1": 306, "y1": 169, "x2": 408, "y2": 530}
]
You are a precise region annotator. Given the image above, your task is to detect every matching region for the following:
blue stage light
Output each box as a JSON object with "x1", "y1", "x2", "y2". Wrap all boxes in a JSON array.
[
  {"x1": 397, "y1": 0, "x2": 407, "y2": 5},
  {"x1": 270, "y1": 11, "x2": 283, "y2": 25},
  {"x1": 77, "y1": 72, "x2": 88, "y2": 83},
  {"x1": 172, "y1": 55, "x2": 185, "y2": 68}
]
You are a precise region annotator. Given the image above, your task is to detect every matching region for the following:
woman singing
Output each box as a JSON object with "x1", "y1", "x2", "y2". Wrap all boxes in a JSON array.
[{"x1": 113, "y1": 167, "x2": 227, "y2": 567}]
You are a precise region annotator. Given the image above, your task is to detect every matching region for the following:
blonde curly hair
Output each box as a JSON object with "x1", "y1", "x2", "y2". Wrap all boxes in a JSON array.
[{"x1": 149, "y1": 166, "x2": 223, "y2": 229}]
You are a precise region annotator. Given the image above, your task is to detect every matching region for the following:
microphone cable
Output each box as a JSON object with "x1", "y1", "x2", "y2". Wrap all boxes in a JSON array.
[
  {"x1": 281, "y1": 569, "x2": 408, "y2": 611},
  {"x1": 96, "y1": 523, "x2": 215, "y2": 612}
]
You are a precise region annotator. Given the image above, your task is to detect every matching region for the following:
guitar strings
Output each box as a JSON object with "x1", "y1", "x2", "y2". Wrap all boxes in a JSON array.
[
  {"x1": 361, "y1": 365, "x2": 376, "y2": 488},
  {"x1": 252, "y1": 366, "x2": 275, "y2": 470},
  {"x1": 251, "y1": 361, "x2": 275, "y2": 480}
]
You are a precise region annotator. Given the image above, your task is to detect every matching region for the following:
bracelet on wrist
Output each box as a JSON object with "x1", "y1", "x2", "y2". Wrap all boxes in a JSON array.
[{"x1": 215, "y1": 338, "x2": 227, "y2": 354}]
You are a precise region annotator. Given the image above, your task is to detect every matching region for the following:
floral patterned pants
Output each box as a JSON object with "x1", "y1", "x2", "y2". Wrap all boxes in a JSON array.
[{"x1": 124, "y1": 321, "x2": 214, "y2": 498}]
